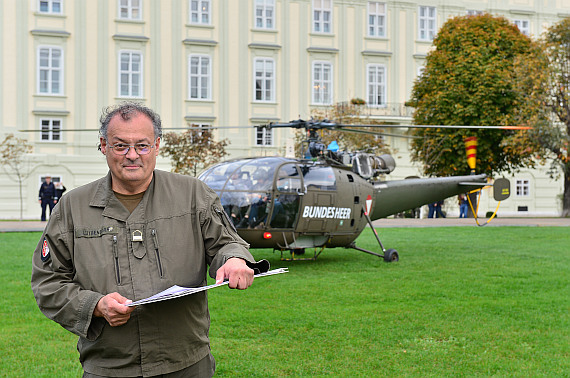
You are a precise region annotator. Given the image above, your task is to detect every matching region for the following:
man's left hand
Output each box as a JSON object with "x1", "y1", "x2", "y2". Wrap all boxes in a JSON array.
[{"x1": 215, "y1": 258, "x2": 254, "y2": 289}]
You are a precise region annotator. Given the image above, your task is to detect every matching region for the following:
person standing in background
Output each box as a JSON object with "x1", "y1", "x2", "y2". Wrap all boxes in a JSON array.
[
  {"x1": 38, "y1": 175, "x2": 56, "y2": 221},
  {"x1": 459, "y1": 194, "x2": 468, "y2": 218}
]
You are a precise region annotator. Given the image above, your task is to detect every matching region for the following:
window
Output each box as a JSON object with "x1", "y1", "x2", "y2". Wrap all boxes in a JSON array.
[
  {"x1": 40, "y1": 119, "x2": 61, "y2": 141},
  {"x1": 368, "y1": 2, "x2": 386, "y2": 37},
  {"x1": 119, "y1": 51, "x2": 143, "y2": 98},
  {"x1": 418, "y1": 6, "x2": 436, "y2": 41},
  {"x1": 39, "y1": 0, "x2": 62, "y2": 14},
  {"x1": 302, "y1": 165, "x2": 336, "y2": 191},
  {"x1": 516, "y1": 179, "x2": 530, "y2": 197},
  {"x1": 466, "y1": 10, "x2": 483, "y2": 16},
  {"x1": 255, "y1": 126, "x2": 273, "y2": 146},
  {"x1": 417, "y1": 66, "x2": 425, "y2": 77},
  {"x1": 255, "y1": 0, "x2": 274, "y2": 29},
  {"x1": 119, "y1": 0, "x2": 141, "y2": 20},
  {"x1": 254, "y1": 58, "x2": 275, "y2": 102},
  {"x1": 188, "y1": 55, "x2": 211, "y2": 100},
  {"x1": 367, "y1": 64, "x2": 386, "y2": 107},
  {"x1": 514, "y1": 20, "x2": 530, "y2": 36},
  {"x1": 40, "y1": 175, "x2": 62, "y2": 185},
  {"x1": 38, "y1": 47, "x2": 63, "y2": 95},
  {"x1": 190, "y1": 0, "x2": 210, "y2": 24},
  {"x1": 188, "y1": 123, "x2": 210, "y2": 143},
  {"x1": 313, "y1": 0, "x2": 332, "y2": 33},
  {"x1": 312, "y1": 62, "x2": 333, "y2": 105}
]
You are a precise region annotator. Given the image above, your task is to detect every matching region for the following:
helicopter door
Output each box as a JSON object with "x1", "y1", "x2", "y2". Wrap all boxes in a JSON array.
[
  {"x1": 268, "y1": 163, "x2": 302, "y2": 229},
  {"x1": 298, "y1": 165, "x2": 337, "y2": 233}
]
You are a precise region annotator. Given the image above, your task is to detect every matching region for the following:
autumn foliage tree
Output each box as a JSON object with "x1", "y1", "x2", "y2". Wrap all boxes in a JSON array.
[
  {"x1": 160, "y1": 127, "x2": 229, "y2": 177},
  {"x1": 408, "y1": 14, "x2": 540, "y2": 177},
  {"x1": 511, "y1": 18, "x2": 570, "y2": 216}
]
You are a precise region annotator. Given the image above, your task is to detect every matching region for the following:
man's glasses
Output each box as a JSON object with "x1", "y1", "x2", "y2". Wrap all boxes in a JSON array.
[{"x1": 108, "y1": 143, "x2": 155, "y2": 155}]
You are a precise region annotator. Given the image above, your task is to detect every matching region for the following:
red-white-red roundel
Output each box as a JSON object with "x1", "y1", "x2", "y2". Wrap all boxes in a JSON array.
[{"x1": 41, "y1": 238, "x2": 50, "y2": 262}]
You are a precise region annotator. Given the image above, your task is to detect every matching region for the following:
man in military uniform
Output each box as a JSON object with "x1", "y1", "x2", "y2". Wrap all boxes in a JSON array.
[
  {"x1": 38, "y1": 175, "x2": 57, "y2": 221},
  {"x1": 31, "y1": 102, "x2": 259, "y2": 377}
]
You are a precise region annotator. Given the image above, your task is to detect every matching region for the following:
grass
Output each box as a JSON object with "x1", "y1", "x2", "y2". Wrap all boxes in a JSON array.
[{"x1": 1, "y1": 227, "x2": 569, "y2": 377}]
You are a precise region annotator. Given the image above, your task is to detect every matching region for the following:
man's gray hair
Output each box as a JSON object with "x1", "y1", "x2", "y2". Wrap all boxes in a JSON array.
[{"x1": 99, "y1": 102, "x2": 163, "y2": 141}]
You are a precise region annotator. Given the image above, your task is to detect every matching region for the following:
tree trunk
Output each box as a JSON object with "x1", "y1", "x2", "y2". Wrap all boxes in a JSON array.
[
  {"x1": 562, "y1": 172, "x2": 570, "y2": 218},
  {"x1": 18, "y1": 177, "x2": 24, "y2": 221}
]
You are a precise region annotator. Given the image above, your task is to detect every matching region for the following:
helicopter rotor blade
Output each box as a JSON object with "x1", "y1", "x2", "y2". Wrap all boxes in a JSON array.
[
  {"x1": 17, "y1": 125, "x2": 257, "y2": 133},
  {"x1": 333, "y1": 124, "x2": 532, "y2": 130},
  {"x1": 18, "y1": 122, "x2": 531, "y2": 133},
  {"x1": 336, "y1": 127, "x2": 420, "y2": 139}
]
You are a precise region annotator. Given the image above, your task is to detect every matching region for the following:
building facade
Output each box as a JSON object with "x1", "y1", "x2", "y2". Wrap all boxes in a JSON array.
[{"x1": 1, "y1": 0, "x2": 568, "y2": 219}]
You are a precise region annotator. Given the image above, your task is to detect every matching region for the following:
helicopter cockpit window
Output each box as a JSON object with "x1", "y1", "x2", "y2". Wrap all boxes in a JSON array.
[
  {"x1": 250, "y1": 168, "x2": 273, "y2": 191},
  {"x1": 276, "y1": 163, "x2": 301, "y2": 192},
  {"x1": 198, "y1": 157, "x2": 299, "y2": 229},
  {"x1": 200, "y1": 161, "x2": 244, "y2": 191},
  {"x1": 269, "y1": 163, "x2": 302, "y2": 229},
  {"x1": 302, "y1": 165, "x2": 336, "y2": 191}
]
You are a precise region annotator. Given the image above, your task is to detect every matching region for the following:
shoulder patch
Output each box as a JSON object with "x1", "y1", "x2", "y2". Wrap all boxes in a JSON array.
[{"x1": 41, "y1": 238, "x2": 51, "y2": 262}]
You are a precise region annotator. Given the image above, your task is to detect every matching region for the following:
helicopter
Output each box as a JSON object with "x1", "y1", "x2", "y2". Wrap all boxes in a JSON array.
[{"x1": 198, "y1": 119, "x2": 513, "y2": 262}]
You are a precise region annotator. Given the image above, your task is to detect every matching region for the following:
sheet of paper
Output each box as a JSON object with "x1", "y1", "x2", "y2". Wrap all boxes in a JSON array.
[{"x1": 126, "y1": 268, "x2": 288, "y2": 306}]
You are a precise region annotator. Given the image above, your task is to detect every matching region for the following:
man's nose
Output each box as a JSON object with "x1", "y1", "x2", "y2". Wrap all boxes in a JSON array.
[{"x1": 125, "y1": 146, "x2": 140, "y2": 159}]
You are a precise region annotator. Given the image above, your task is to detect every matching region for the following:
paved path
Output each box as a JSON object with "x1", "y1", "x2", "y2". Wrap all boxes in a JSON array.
[
  {"x1": 1, "y1": 217, "x2": 569, "y2": 233},
  {"x1": 371, "y1": 217, "x2": 570, "y2": 228}
]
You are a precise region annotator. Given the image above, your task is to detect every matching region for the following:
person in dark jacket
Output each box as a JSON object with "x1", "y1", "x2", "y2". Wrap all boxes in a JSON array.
[{"x1": 38, "y1": 175, "x2": 57, "y2": 221}]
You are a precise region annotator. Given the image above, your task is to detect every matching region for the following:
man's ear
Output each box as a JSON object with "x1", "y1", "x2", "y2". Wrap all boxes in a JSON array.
[
  {"x1": 154, "y1": 137, "x2": 160, "y2": 155},
  {"x1": 100, "y1": 138, "x2": 107, "y2": 155}
]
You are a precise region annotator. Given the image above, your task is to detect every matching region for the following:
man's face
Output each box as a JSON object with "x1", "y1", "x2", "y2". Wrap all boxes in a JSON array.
[
  {"x1": 100, "y1": 112, "x2": 160, "y2": 194},
  {"x1": 45, "y1": 177, "x2": 51, "y2": 184}
]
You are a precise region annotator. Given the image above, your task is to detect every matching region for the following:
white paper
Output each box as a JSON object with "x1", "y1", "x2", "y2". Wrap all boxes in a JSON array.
[{"x1": 126, "y1": 268, "x2": 288, "y2": 306}]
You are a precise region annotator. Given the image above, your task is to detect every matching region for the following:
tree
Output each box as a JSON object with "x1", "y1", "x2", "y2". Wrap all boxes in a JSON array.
[
  {"x1": 408, "y1": 14, "x2": 540, "y2": 178},
  {"x1": 511, "y1": 18, "x2": 570, "y2": 216},
  {"x1": 0, "y1": 134, "x2": 34, "y2": 220},
  {"x1": 160, "y1": 127, "x2": 229, "y2": 176}
]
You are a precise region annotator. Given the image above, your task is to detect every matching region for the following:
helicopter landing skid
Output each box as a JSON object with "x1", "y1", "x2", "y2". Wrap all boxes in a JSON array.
[
  {"x1": 347, "y1": 242, "x2": 399, "y2": 262},
  {"x1": 279, "y1": 246, "x2": 325, "y2": 261},
  {"x1": 353, "y1": 206, "x2": 399, "y2": 262}
]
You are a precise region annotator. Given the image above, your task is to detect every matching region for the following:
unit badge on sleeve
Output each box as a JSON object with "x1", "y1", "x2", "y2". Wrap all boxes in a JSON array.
[{"x1": 41, "y1": 238, "x2": 51, "y2": 262}]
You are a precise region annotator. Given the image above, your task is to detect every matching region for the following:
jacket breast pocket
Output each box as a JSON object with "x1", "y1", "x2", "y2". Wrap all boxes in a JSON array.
[
  {"x1": 147, "y1": 220, "x2": 206, "y2": 287},
  {"x1": 74, "y1": 227, "x2": 130, "y2": 293}
]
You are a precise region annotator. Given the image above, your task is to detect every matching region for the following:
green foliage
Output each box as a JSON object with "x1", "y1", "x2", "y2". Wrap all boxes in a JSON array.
[
  {"x1": 350, "y1": 97, "x2": 366, "y2": 105},
  {"x1": 510, "y1": 18, "x2": 570, "y2": 216},
  {"x1": 4, "y1": 228, "x2": 569, "y2": 376},
  {"x1": 160, "y1": 127, "x2": 229, "y2": 177},
  {"x1": 409, "y1": 14, "x2": 540, "y2": 177},
  {"x1": 542, "y1": 18, "x2": 570, "y2": 216}
]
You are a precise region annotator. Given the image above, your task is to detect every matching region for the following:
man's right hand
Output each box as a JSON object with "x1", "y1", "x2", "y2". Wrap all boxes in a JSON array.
[{"x1": 93, "y1": 292, "x2": 135, "y2": 327}]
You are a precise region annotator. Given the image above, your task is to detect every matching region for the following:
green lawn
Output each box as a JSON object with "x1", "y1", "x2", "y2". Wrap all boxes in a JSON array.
[{"x1": 1, "y1": 227, "x2": 568, "y2": 377}]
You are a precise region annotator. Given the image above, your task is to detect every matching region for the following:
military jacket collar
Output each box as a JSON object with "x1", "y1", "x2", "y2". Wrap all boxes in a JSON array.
[{"x1": 89, "y1": 171, "x2": 155, "y2": 222}]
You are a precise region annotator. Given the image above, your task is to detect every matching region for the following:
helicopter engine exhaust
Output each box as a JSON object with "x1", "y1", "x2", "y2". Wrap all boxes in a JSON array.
[{"x1": 352, "y1": 153, "x2": 396, "y2": 179}]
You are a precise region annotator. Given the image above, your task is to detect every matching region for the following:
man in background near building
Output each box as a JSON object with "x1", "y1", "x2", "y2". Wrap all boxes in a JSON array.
[
  {"x1": 38, "y1": 175, "x2": 56, "y2": 221},
  {"x1": 31, "y1": 102, "x2": 261, "y2": 377},
  {"x1": 459, "y1": 194, "x2": 468, "y2": 218}
]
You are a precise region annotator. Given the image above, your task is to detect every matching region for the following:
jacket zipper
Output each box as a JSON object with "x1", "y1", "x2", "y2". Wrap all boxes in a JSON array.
[
  {"x1": 151, "y1": 229, "x2": 164, "y2": 278},
  {"x1": 112, "y1": 235, "x2": 121, "y2": 285}
]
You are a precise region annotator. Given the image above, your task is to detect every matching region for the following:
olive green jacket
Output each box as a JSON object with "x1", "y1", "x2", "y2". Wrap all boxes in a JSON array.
[{"x1": 31, "y1": 170, "x2": 254, "y2": 377}]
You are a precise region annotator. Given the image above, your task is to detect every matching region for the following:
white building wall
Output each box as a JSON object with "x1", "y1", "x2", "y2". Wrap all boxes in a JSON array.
[{"x1": 0, "y1": 0, "x2": 567, "y2": 220}]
